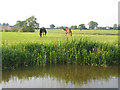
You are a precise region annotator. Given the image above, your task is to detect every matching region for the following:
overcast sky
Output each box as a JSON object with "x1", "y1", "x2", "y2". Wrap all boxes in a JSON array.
[{"x1": 0, "y1": 0, "x2": 119, "y2": 28}]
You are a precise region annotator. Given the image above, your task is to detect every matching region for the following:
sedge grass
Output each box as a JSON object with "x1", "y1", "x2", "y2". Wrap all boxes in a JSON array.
[{"x1": 2, "y1": 38, "x2": 118, "y2": 70}]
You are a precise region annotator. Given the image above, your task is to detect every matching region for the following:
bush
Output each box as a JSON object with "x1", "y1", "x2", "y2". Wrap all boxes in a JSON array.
[
  {"x1": 20, "y1": 27, "x2": 35, "y2": 32},
  {"x1": 0, "y1": 29, "x2": 3, "y2": 32},
  {"x1": 19, "y1": 27, "x2": 26, "y2": 32},
  {"x1": 11, "y1": 27, "x2": 19, "y2": 32},
  {"x1": 4, "y1": 29, "x2": 10, "y2": 32}
]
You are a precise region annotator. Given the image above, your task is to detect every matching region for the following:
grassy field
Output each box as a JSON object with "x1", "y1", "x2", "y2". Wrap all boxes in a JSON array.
[
  {"x1": 1, "y1": 30, "x2": 119, "y2": 70},
  {"x1": 2, "y1": 29, "x2": 118, "y2": 45}
]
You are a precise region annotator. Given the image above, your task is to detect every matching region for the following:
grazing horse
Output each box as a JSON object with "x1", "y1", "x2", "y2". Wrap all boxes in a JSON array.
[
  {"x1": 39, "y1": 28, "x2": 47, "y2": 37},
  {"x1": 62, "y1": 27, "x2": 72, "y2": 36}
]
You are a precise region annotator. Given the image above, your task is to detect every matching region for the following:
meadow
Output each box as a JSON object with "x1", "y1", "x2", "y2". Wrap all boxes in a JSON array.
[
  {"x1": 2, "y1": 29, "x2": 118, "y2": 45},
  {"x1": 1, "y1": 30, "x2": 119, "y2": 70}
]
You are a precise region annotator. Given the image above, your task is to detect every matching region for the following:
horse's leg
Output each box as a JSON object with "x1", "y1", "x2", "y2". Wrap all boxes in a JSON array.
[
  {"x1": 70, "y1": 33, "x2": 72, "y2": 36},
  {"x1": 65, "y1": 32, "x2": 67, "y2": 36},
  {"x1": 69, "y1": 32, "x2": 71, "y2": 36},
  {"x1": 40, "y1": 33, "x2": 42, "y2": 37}
]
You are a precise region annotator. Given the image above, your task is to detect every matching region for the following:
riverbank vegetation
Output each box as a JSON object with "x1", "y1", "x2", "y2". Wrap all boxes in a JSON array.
[{"x1": 2, "y1": 30, "x2": 119, "y2": 70}]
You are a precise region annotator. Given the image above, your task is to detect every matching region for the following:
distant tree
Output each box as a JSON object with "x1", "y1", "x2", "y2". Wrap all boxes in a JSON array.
[
  {"x1": 0, "y1": 23, "x2": 1, "y2": 26},
  {"x1": 5, "y1": 23, "x2": 9, "y2": 26},
  {"x1": 71, "y1": 26, "x2": 73, "y2": 29},
  {"x1": 23, "y1": 16, "x2": 39, "y2": 32},
  {"x1": 118, "y1": 24, "x2": 120, "y2": 30},
  {"x1": 2, "y1": 23, "x2": 9, "y2": 26},
  {"x1": 113, "y1": 24, "x2": 118, "y2": 30},
  {"x1": 71, "y1": 25, "x2": 77, "y2": 30},
  {"x1": 79, "y1": 24, "x2": 86, "y2": 30},
  {"x1": 2, "y1": 23, "x2": 6, "y2": 26},
  {"x1": 50, "y1": 24, "x2": 55, "y2": 28},
  {"x1": 88, "y1": 21, "x2": 98, "y2": 29},
  {"x1": 12, "y1": 21, "x2": 25, "y2": 32},
  {"x1": 57, "y1": 26, "x2": 65, "y2": 29},
  {"x1": 98, "y1": 27, "x2": 102, "y2": 30},
  {"x1": 11, "y1": 27, "x2": 19, "y2": 32},
  {"x1": 14, "y1": 21, "x2": 25, "y2": 27},
  {"x1": 110, "y1": 27, "x2": 113, "y2": 30}
]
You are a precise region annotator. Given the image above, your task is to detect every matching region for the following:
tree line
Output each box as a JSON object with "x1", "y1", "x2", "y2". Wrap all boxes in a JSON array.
[
  {"x1": 0, "y1": 23, "x2": 9, "y2": 26},
  {"x1": 50, "y1": 22, "x2": 118, "y2": 30},
  {"x1": 12, "y1": 16, "x2": 39, "y2": 32},
  {"x1": 0, "y1": 16, "x2": 119, "y2": 32},
  {"x1": 0, "y1": 16, "x2": 39, "y2": 32}
]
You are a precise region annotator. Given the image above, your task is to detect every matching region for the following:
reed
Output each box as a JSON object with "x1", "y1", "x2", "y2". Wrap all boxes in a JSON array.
[{"x1": 2, "y1": 38, "x2": 118, "y2": 70}]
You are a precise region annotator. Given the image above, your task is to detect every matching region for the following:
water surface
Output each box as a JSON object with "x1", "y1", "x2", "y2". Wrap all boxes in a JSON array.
[{"x1": 1, "y1": 64, "x2": 118, "y2": 88}]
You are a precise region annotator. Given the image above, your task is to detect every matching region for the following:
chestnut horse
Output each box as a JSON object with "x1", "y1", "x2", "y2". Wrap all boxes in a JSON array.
[{"x1": 62, "y1": 27, "x2": 72, "y2": 36}]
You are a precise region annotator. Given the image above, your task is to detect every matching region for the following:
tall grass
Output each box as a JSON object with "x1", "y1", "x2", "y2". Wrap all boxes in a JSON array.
[{"x1": 2, "y1": 38, "x2": 118, "y2": 70}]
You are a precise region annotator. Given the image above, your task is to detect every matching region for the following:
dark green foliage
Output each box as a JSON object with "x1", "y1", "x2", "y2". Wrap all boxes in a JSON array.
[
  {"x1": 88, "y1": 21, "x2": 98, "y2": 29},
  {"x1": 2, "y1": 23, "x2": 9, "y2": 26},
  {"x1": 2, "y1": 39, "x2": 118, "y2": 70},
  {"x1": 113, "y1": 24, "x2": 118, "y2": 30},
  {"x1": 50, "y1": 24, "x2": 55, "y2": 29},
  {"x1": 79, "y1": 24, "x2": 86, "y2": 30},
  {"x1": 14, "y1": 21, "x2": 25, "y2": 27},
  {"x1": 11, "y1": 16, "x2": 39, "y2": 32},
  {"x1": 71, "y1": 25, "x2": 77, "y2": 30}
]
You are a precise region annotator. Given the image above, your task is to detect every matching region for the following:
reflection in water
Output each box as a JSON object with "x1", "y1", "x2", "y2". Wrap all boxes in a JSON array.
[{"x1": 2, "y1": 64, "x2": 118, "y2": 88}]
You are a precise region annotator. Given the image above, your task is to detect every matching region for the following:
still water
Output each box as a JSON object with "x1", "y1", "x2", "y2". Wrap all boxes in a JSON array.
[{"x1": 1, "y1": 64, "x2": 118, "y2": 88}]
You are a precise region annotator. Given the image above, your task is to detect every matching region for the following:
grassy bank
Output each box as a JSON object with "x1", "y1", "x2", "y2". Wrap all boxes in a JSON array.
[
  {"x1": 1, "y1": 30, "x2": 119, "y2": 70},
  {"x1": 2, "y1": 38, "x2": 118, "y2": 70}
]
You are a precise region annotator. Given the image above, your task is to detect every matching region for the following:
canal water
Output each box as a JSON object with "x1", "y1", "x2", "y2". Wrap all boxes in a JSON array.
[{"x1": 1, "y1": 64, "x2": 118, "y2": 88}]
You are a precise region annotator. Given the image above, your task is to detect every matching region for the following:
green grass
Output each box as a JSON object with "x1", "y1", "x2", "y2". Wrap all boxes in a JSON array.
[
  {"x1": 2, "y1": 29, "x2": 118, "y2": 45},
  {"x1": 1, "y1": 30, "x2": 119, "y2": 70}
]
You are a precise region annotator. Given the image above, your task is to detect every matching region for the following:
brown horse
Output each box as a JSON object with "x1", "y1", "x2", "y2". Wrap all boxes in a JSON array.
[{"x1": 62, "y1": 27, "x2": 72, "y2": 36}]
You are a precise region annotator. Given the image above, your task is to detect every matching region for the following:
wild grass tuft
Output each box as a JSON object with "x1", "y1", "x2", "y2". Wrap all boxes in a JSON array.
[{"x1": 2, "y1": 38, "x2": 118, "y2": 70}]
